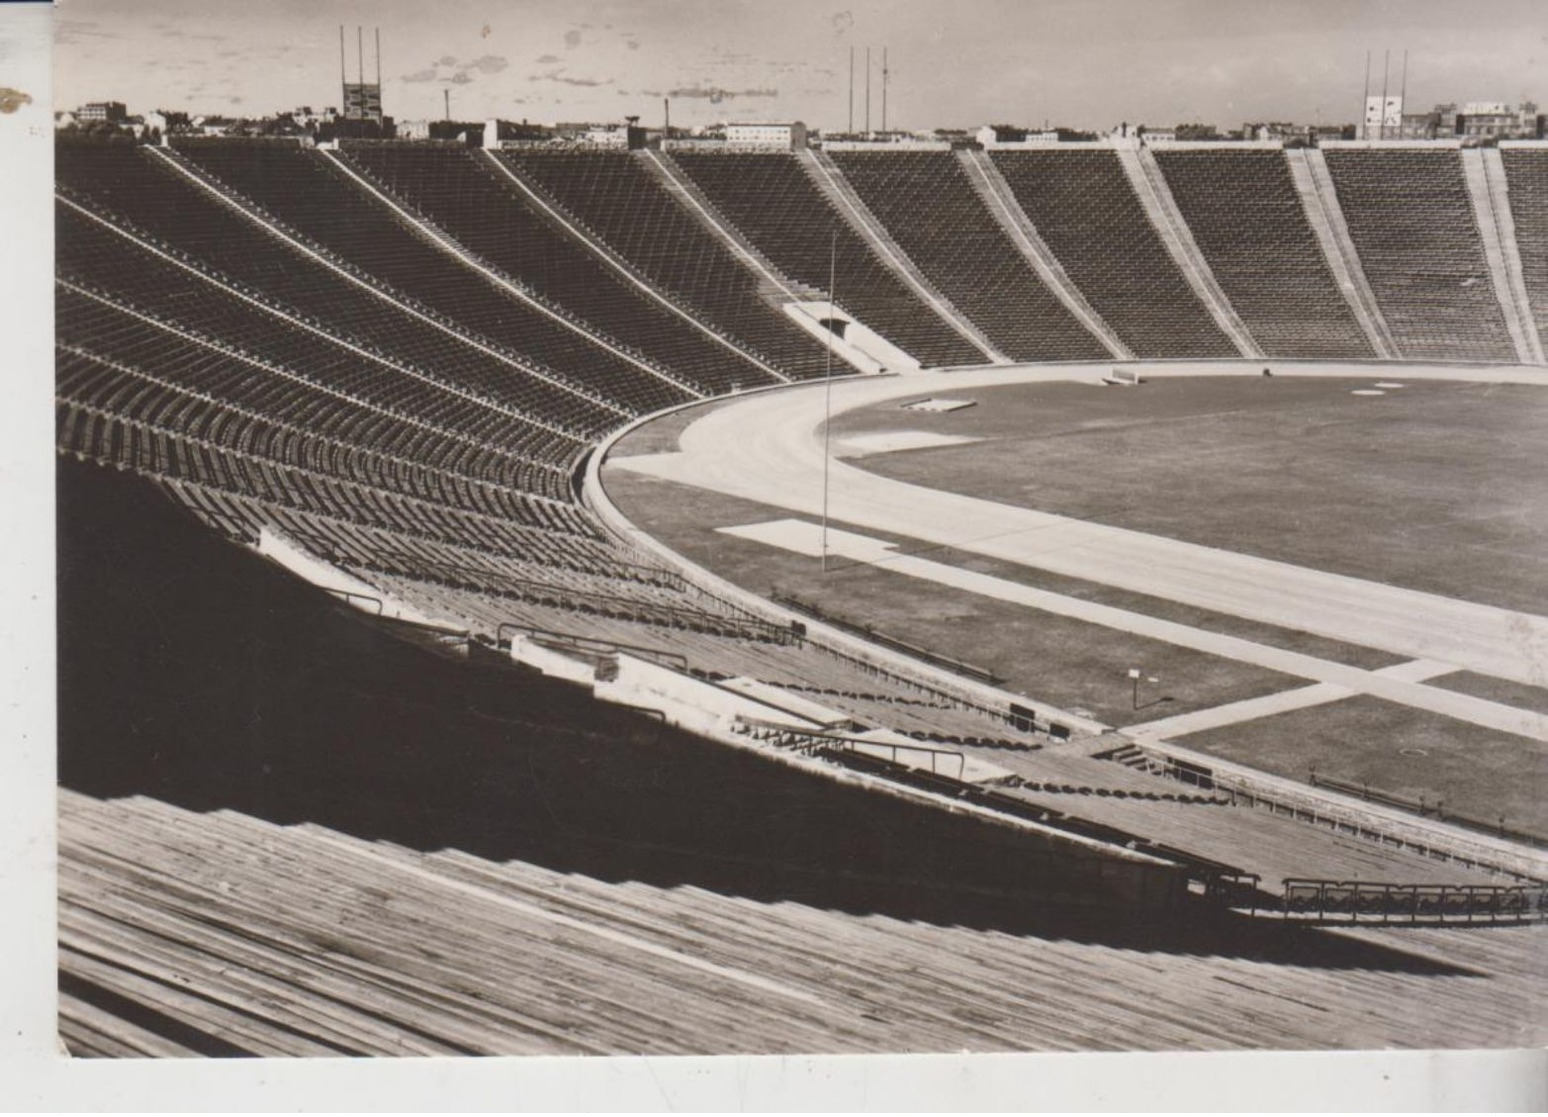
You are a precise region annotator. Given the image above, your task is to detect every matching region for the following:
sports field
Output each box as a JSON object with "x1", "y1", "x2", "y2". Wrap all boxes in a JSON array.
[
  {"x1": 831, "y1": 375, "x2": 1548, "y2": 614},
  {"x1": 602, "y1": 363, "x2": 1548, "y2": 833}
]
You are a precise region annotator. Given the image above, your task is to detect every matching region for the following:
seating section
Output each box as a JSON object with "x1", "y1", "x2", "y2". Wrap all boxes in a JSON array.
[
  {"x1": 59, "y1": 791, "x2": 1546, "y2": 1055},
  {"x1": 1321, "y1": 148, "x2": 1515, "y2": 362},
  {"x1": 337, "y1": 144, "x2": 789, "y2": 395},
  {"x1": 990, "y1": 151, "x2": 1238, "y2": 359},
  {"x1": 497, "y1": 150, "x2": 832, "y2": 380},
  {"x1": 56, "y1": 143, "x2": 634, "y2": 438},
  {"x1": 1152, "y1": 150, "x2": 1375, "y2": 359},
  {"x1": 1501, "y1": 149, "x2": 1548, "y2": 347},
  {"x1": 830, "y1": 151, "x2": 1110, "y2": 361},
  {"x1": 55, "y1": 136, "x2": 1541, "y2": 967},
  {"x1": 668, "y1": 151, "x2": 986, "y2": 367},
  {"x1": 169, "y1": 139, "x2": 696, "y2": 414}
]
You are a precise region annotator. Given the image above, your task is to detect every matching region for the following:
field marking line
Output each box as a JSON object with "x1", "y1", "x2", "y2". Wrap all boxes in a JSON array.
[
  {"x1": 1123, "y1": 659, "x2": 1459, "y2": 739},
  {"x1": 718, "y1": 519, "x2": 1548, "y2": 743},
  {"x1": 613, "y1": 362, "x2": 1548, "y2": 689}
]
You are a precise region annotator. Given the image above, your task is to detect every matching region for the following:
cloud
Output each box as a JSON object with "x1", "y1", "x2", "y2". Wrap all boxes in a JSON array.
[
  {"x1": 563, "y1": 29, "x2": 583, "y2": 49},
  {"x1": 530, "y1": 68, "x2": 613, "y2": 87},
  {"x1": 463, "y1": 54, "x2": 508, "y2": 74},
  {"x1": 399, "y1": 53, "x2": 509, "y2": 86},
  {"x1": 668, "y1": 84, "x2": 779, "y2": 104},
  {"x1": 831, "y1": 10, "x2": 854, "y2": 35},
  {"x1": 625, "y1": 39, "x2": 640, "y2": 50},
  {"x1": 535, "y1": 53, "x2": 561, "y2": 63}
]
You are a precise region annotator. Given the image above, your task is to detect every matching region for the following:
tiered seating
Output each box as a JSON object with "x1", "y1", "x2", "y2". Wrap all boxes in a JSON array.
[
  {"x1": 829, "y1": 151, "x2": 1109, "y2": 361},
  {"x1": 1321, "y1": 148, "x2": 1516, "y2": 362},
  {"x1": 56, "y1": 145, "x2": 631, "y2": 437},
  {"x1": 500, "y1": 149, "x2": 831, "y2": 380},
  {"x1": 668, "y1": 151, "x2": 986, "y2": 367},
  {"x1": 1152, "y1": 150, "x2": 1375, "y2": 358},
  {"x1": 990, "y1": 150, "x2": 1237, "y2": 358},
  {"x1": 55, "y1": 254, "x2": 582, "y2": 489},
  {"x1": 338, "y1": 144, "x2": 787, "y2": 396},
  {"x1": 1501, "y1": 149, "x2": 1548, "y2": 345},
  {"x1": 160, "y1": 139, "x2": 694, "y2": 415},
  {"x1": 59, "y1": 791, "x2": 1548, "y2": 1055}
]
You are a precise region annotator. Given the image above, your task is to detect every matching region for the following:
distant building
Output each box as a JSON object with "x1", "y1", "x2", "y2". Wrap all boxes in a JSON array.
[
  {"x1": 1457, "y1": 100, "x2": 1541, "y2": 139},
  {"x1": 582, "y1": 124, "x2": 628, "y2": 147},
  {"x1": 723, "y1": 121, "x2": 807, "y2": 149},
  {"x1": 54, "y1": 111, "x2": 77, "y2": 130},
  {"x1": 78, "y1": 101, "x2": 127, "y2": 124},
  {"x1": 975, "y1": 124, "x2": 1059, "y2": 148},
  {"x1": 481, "y1": 119, "x2": 553, "y2": 148},
  {"x1": 1174, "y1": 122, "x2": 1220, "y2": 141}
]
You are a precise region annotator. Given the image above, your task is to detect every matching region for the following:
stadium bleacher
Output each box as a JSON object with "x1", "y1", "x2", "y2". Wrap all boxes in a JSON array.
[
  {"x1": 1152, "y1": 149, "x2": 1376, "y2": 359},
  {"x1": 167, "y1": 139, "x2": 699, "y2": 413},
  {"x1": 335, "y1": 143, "x2": 792, "y2": 395},
  {"x1": 53, "y1": 134, "x2": 1548, "y2": 1060},
  {"x1": 1321, "y1": 148, "x2": 1517, "y2": 362},
  {"x1": 1500, "y1": 148, "x2": 1548, "y2": 347},
  {"x1": 496, "y1": 149, "x2": 834, "y2": 380},
  {"x1": 668, "y1": 150, "x2": 987, "y2": 367},
  {"x1": 829, "y1": 151, "x2": 1111, "y2": 361},
  {"x1": 989, "y1": 150, "x2": 1238, "y2": 359}
]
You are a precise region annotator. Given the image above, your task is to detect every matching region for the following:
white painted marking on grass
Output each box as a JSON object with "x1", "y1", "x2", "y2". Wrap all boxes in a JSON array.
[
  {"x1": 901, "y1": 397, "x2": 977, "y2": 413},
  {"x1": 716, "y1": 518, "x2": 1548, "y2": 742},
  {"x1": 834, "y1": 430, "x2": 982, "y2": 456},
  {"x1": 1351, "y1": 389, "x2": 1386, "y2": 396},
  {"x1": 1374, "y1": 381, "x2": 1407, "y2": 389}
]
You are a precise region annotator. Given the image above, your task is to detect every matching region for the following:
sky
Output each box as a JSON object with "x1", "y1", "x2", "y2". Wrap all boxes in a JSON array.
[{"x1": 53, "y1": 0, "x2": 1548, "y2": 132}]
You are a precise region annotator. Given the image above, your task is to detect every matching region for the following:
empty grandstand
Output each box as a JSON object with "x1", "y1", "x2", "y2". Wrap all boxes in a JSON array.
[
  {"x1": 1152, "y1": 149, "x2": 1378, "y2": 359},
  {"x1": 53, "y1": 126, "x2": 1548, "y2": 1059},
  {"x1": 1321, "y1": 146, "x2": 1518, "y2": 362},
  {"x1": 989, "y1": 149, "x2": 1238, "y2": 359},
  {"x1": 827, "y1": 150, "x2": 1111, "y2": 361}
]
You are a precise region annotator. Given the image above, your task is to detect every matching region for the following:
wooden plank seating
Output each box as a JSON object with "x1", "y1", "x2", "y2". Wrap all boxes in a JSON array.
[{"x1": 58, "y1": 790, "x2": 1547, "y2": 1055}]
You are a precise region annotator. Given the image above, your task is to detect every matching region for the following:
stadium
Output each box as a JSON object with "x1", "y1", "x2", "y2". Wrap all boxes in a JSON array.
[{"x1": 49, "y1": 72, "x2": 1548, "y2": 1059}]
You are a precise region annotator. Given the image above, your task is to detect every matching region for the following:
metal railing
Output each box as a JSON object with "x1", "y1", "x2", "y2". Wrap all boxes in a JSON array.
[
  {"x1": 737, "y1": 718, "x2": 967, "y2": 782},
  {"x1": 1280, "y1": 878, "x2": 1547, "y2": 924}
]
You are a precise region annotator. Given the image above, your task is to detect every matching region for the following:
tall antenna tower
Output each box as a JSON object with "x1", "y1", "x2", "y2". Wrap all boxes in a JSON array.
[
  {"x1": 865, "y1": 46, "x2": 871, "y2": 134},
  {"x1": 1361, "y1": 49, "x2": 1371, "y2": 139},
  {"x1": 1379, "y1": 48, "x2": 1391, "y2": 140},
  {"x1": 848, "y1": 46, "x2": 854, "y2": 134},
  {"x1": 1399, "y1": 48, "x2": 1409, "y2": 136},
  {"x1": 339, "y1": 25, "x2": 384, "y2": 126},
  {"x1": 881, "y1": 47, "x2": 888, "y2": 132}
]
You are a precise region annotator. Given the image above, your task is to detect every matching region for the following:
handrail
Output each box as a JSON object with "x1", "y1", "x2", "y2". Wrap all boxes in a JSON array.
[
  {"x1": 773, "y1": 593, "x2": 1003, "y2": 684},
  {"x1": 737, "y1": 717, "x2": 967, "y2": 781},
  {"x1": 496, "y1": 621, "x2": 689, "y2": 671},
  {"x1": 1109, "y1": 740, "x2": 1548, "y2": 883},
  {"x1": 1311, "y1": 771, "x2": 1548, "y2": 849},
  {"x1": 324, "y1": 587, "x2": 383, "y2": 614},
  {"x1": 1280, "y1": 877, "x2": 1546, "y2": 924}
]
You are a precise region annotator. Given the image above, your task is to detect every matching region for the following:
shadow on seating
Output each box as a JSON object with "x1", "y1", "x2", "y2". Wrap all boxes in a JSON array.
[{"x1": 57, "y1": 459, "x2": 1477, "y2": 977}]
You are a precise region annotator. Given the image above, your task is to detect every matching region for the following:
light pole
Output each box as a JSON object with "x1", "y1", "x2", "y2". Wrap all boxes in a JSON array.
[
  {"x1": 820, "y1": 228, "x2": 837, "y2": 573},
  {"x1": 1129, "y1": 668, "x2": 1159, "y2": 710}
]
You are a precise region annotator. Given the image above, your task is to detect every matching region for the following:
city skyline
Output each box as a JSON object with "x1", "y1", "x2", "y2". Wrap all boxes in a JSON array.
[{"x1": 55, "y1": 0, "x2": 1545, "y2": 131}]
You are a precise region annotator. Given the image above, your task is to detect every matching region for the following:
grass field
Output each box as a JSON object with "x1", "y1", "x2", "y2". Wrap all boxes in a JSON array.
[
  {"x1": 831, "y1": 375, "x2": 1548, "y2": 615},
  {"x1": 605, "y1": 372, "x2": 1545, "y2": 830},
  {"x1": 1177, "y1": 695, "x2": 1548, "y2": 833}
]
